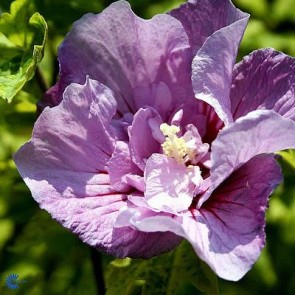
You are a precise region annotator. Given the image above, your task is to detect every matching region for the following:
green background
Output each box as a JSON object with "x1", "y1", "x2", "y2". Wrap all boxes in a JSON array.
[{"x1": 0, "y1": 0, "x2": 295, "y2": 294}]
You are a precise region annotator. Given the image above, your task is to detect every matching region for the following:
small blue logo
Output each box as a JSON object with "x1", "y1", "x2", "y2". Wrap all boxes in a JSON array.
[{"x1": 5, "y1": 273, "x2": 21, "y2": 290}]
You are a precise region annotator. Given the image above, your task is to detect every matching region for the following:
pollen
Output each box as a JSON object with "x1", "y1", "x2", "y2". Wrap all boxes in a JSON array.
[{"x1": 160, "y1": 123, "x2": 193, "y2": 164}]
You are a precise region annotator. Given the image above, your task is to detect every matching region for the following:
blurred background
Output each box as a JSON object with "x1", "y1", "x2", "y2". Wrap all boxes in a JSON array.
[{"x1": 0, "y1": 0, "x2": 295, "y2": 294}]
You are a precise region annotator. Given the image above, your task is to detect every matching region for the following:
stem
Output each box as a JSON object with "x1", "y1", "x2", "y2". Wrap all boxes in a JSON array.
[
  {"x1": 90, "y1": 248, "x2": 106, "y2": 295},
  {"x1": 35, "y1": 66, "x2": 49, "y2": 93}
]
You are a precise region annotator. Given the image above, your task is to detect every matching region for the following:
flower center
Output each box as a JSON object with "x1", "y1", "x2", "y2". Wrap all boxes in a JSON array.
[{"x1": 160, "y1": 123, "x2": 195, "y2": 164}]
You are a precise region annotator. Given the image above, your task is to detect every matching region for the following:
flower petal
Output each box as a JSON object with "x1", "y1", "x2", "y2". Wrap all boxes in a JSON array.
[
  {"x1": 144, "y1": 154, "x2": 200, "y2": 214},
  {"x1": 173, "y1": 101, "x2": 223, "y2": 143},
  {"x1": 110, "y1": 221, "x2": 182, "y2": 258},
  {"x1": 14, "y1": 78, "x2": 180, "y2": 258},
  {"x1": 169, "y1": 0, "x2": 248, "y2": 55},
  {"x1": 13, "y1": 77, "x2": 119, "y2": 239},
  {"x1": 114, "y1": 206, "x2": 182, "y2": 257},
  {"x1": 108, "y1": 141, "x2": 141, "y2": 192},
  {"x1": 200, "y1": 110, "x2": 295, "y2": 206},
  {"x1": 231, "y1": 48, "x2": 295, "y2": 120},
  {"x1": 18, "y1": 78, "x2": 117, "y2": 176},
  {"x1": 191, "y1": 4, "x2": 249, "y2": 125},
  {"x1": 43, "y1": 0, "x2": 191, "y2": 112},
  {"x1": 128, "y1": 107, "x2": 162, "y2": 170},
  {"x1": 133, "y1": 82, "x2": 173, "y2": 120},
  {"x1": 117, "y1": 208, "x2": 185, "y2": 237},
  {"x1": 126, "y1": 154, "x2": 282, "y2": 280},
  {"x1": 194, "y1": 154, "x2": 282, "y2": 280}
]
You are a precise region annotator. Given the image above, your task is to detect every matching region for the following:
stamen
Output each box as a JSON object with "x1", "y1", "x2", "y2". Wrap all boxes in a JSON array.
[{"x1": 160, "y1": 123, "x2": 195, "y2": 164}]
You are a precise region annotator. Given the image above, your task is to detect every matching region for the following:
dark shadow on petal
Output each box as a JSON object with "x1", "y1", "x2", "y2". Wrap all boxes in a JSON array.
[
  {"x1": 200, "y1": 154, "x2": 282, "y2": 254},
  {"x1": 110, "y1": 226, "x2": 182, "y2": 258}
]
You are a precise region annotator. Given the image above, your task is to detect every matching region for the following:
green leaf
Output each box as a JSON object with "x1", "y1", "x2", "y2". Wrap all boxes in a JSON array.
[
  {"x1": 279, "y1": 149, "x2": 295, "y2": 170},
  {"x1": 167, "y1": 241, "x2": 219, "y2": 294},
  {"x1": 105, "y1": 241, "x2": 219, "y2": 295},
  {"x1": 0, "y1": 0, "x2": 47, "y2": 102}
]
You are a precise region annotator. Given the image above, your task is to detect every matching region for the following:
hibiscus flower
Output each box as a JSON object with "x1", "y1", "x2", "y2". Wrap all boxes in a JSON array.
[{"x1": 13, "y1": 0, "x2": 295, "y2": 281}]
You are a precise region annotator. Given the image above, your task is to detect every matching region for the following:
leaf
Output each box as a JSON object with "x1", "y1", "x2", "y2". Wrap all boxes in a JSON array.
[
  {"x1": 279, "y1": 149, "x2": 295, "y2": 170},
  {"x1": 105, "y1": 252, "x2": 171, "y2": 295},
  {"x1": 0, "y1": 0, "x2": 47, "y2": 102},
  {"x1": 167, "y1": 241, "x2": 219, "y2": 295},
  {"x1": 105, "y1": 241, "x2": 219, "y2": 295}
]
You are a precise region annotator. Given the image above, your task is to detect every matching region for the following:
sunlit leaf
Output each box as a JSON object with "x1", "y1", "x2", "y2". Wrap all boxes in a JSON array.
[
  {"x1": 279, "y1": 149, "x2": 295, "y2": 170},
  {"x1": 0, "y1": 0, "x2": 47, "y2": 102}
]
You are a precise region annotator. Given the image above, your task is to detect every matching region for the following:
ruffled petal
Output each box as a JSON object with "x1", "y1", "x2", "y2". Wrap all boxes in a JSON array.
[
  {"x1": 194, "y1": 154, "x2": 282, "y2": 280},
  {"x1": 144, "y1": 154, "x2": 201, "y2": 214},
  {"x1": 110, "y1": 226, "x2": 182, "y2": 258},
  {"x1": 14, "y1": 78, "x2": 180, "y2": 257},
  {"x1": 200, "y1": 110, "x2": 295, "y2": 206},
  {"x1": 116, "y1": 207, "x2": 185, "y2": 237},
  {"x1": 133, "y1": 82, "x2": 173, "y2": 120},
  {"x1": 173, "y1": 101, "x2": 223, "y2": 144},
  {"x1": 123, "y1": 154, "x2": 282, "y2": 280},
  {"x1": 231, "y1": 48, "x2": 295, "y2": 120},
  {"x1": 18, "y1": 78, "x2": 117, "y2": 175},
  {"x1": 114, "y1": 206, "x2": 182, "y2": 257},
  {"x1": 43, "y1": 0, "x2": 192, "y2": 112},
  {"x1": 13, "y1": 78, "x2": 119, "y2": 249},
  {"x1": 128, "y1": 107, "x2": 162, "y2": 170},
  {"x1": 108, "y1": 141, "x2": 141, "y2": 192},
  {"x1": 191, "y1": 4, "x2": 249, "y2": 125},
  {"x1": 169, "y1": 0, "x2": 248, "y2": 55}
]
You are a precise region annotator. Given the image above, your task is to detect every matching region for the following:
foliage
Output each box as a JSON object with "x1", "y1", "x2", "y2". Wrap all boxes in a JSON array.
[
  {"x1": 0, "y1": 0, "x2": 47, "y2": 102},
  {"x1": 0, "y1": 0, "x2": 295, "y2": 294},
  {"x1": 105, "y1": 241, "x2": 218, "y2": 295}
]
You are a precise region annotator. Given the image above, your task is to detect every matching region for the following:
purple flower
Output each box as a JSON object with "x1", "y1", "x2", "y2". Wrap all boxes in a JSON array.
[{"x1": 14, "y1": 0, "x2": 295, "y2": 281}]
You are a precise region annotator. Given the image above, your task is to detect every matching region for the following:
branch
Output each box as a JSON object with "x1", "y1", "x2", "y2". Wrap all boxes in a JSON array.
[{"x1": 90, "y1": 248, "x2": 106, "y2": 295}]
